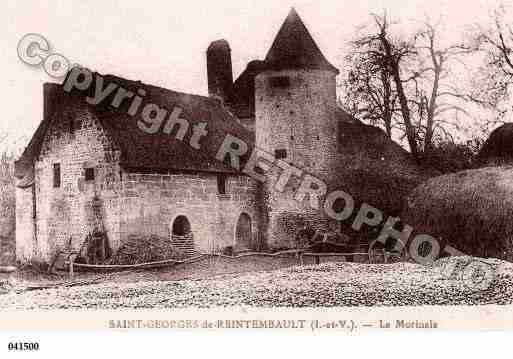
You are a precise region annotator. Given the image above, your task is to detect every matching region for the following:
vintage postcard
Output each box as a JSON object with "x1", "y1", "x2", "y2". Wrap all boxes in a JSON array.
[{"x1": 1, "y1": 0, "x2": 513, "y2": 354}]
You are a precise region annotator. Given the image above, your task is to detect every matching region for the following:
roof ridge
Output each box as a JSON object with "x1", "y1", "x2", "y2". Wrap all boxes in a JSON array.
[{"x1": 62, "y1": 67, "x2": 216, "y2": 105}]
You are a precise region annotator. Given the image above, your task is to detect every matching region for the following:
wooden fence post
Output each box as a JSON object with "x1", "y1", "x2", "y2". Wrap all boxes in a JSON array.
[
  {"x1": 69, "y1": 261, "x2": 74, "y2": 279},
  {"x1": 69, "y1": 254, "x2": 77, "y2": 279}
]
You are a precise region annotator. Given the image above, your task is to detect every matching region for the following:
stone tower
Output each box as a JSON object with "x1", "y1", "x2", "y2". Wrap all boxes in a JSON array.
[
  {"x1": 206, "y1": 39, "x2": 233, "y2": 104},
  {"x1": 254, "y1": 8, "x2": 340, "y2": 247}
]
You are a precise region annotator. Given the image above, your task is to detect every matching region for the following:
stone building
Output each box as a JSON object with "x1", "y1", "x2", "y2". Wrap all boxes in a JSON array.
[{"x1": 14, "y1": 8, "x2": 424, "y2": 264}]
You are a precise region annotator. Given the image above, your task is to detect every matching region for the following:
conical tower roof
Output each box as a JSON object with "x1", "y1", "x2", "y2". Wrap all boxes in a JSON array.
[{"x1": 263, "y1": 8, "x2": 339, "y2": 74}]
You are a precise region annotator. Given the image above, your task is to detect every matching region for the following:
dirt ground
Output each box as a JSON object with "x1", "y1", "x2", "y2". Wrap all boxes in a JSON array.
[
  {"x1": 9, "y1": 254, "x2": 321, "y2": 287},
  {"x1": 1, "y1": 256, "x2": 512, "y2": 309}
]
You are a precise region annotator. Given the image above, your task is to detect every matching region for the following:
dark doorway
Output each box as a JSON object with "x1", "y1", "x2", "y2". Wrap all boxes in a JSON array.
[
  {"x1": 172, "y1": 215, "x2": 191, "y2": 236},
  {"x1": 171, "y1": 215, "x2": 195, "y2": 256},
  {"x1": 235, "y1": 213, "x2": 252, "y2": 249}
]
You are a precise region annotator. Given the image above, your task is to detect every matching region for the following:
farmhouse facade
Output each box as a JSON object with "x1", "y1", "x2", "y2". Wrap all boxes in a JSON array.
[{"x1": 14, "y1": 8, "x2": 423, "y2": 264}]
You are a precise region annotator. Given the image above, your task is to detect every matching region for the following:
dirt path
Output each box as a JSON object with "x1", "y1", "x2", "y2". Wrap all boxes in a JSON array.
[{"x1": 2, "y1": 257, "x2": 512, "y2": 309}]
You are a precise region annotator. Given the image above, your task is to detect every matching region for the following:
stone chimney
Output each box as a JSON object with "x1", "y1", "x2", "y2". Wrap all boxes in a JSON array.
[{"x1": 206, "y1": 39, "x2": 233, "y2": 104}]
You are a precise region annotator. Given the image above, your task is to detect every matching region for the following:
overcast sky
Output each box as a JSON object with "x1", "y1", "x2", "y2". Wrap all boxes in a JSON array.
[{"x1": 0, "y1": 0, "x2": 502, "y2": 151}]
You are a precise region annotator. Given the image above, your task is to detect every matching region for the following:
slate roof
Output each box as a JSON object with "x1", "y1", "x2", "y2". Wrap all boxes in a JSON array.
[
  {"x1": 228, "y1": 8, "x2": 339, "y2": 118},
  {"x1": 263, "y1": 8, "x2": 339, "y2": 74},
  {"x1": 15, "y1": 71, "x2": 425, "y2": 218},
  {"x1": 15, "y1": 71, "x2": 256, "y2": 182},
  {"x1": 229, "y1": 60, "x2": 266, "y2": 118}
]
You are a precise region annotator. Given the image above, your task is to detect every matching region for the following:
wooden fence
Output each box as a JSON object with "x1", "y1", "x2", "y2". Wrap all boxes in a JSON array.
[{"x1": 66, "y1": 248, "x2": 401, "y2": 278}]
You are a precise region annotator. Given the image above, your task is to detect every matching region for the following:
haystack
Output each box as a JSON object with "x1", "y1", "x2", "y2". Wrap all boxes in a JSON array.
[
  {"x1": 403, "y1": 124, "x2": 513, "y2": 261},
  {"x1": 477, "y1": 123, "x2": 513, "y2": 166},
  {"x1": 402, "y1": 166, "x2": 513, "y2": 261},
  {"x1": 328, "y1": 118, "x2": 431, "y2": 241}
]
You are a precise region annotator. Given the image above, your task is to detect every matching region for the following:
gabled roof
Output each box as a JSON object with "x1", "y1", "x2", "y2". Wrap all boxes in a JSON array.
[
  {"x1": 15, "y1": 70, "x2": 255, "y2": 182},
  {"x1": 93, "y1": 73, "x2": 255, "y2": 174},
  {"x1": 263, "y1": 8, "x2": 339, "y2": 74}
]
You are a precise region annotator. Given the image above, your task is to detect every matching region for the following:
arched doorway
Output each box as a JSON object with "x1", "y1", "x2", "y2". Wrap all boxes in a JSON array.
[
  {"x1": 172, "y1": 215, "x2": 191, "y2": 236},
  {"x1": 235, "y1": 213, "x2": 252, "y2": 250},
  {"x1": 171, "y1": 215, "x2": 195, "y2": 256}
]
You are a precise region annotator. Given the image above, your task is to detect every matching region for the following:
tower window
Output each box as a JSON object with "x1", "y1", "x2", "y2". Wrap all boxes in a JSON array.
[
  {"x1": 217, "y1": 175, "x2": 226, "y2": 194},
  {"x1": 53, "y1": 163, "x2": 61, "y2": 188},
  {"x1": 269, "y1": 76, "x2": 290, "y2": 88},
  {"x1": 275, "y1": 149, "x2": 287, "y2": 160},
  {"x1": 85, "y1": 167, "x2": 95, "y2": 181}
]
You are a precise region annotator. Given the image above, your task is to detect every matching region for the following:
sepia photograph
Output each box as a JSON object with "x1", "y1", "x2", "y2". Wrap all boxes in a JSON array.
[{"x1": 1, "y1": 1, "x2": 513, "y2": 349}]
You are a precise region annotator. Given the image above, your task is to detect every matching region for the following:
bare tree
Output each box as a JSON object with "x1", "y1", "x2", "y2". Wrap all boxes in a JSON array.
[
  {"x1": 408, "y1": 19, "x2": 476, "y2": 152},
  {"x1": 341, "y1": 13, "x2": 477, "y2": 160},
  {"x1": 466, "y1": 5, "x2": 513, "y2": 126},
  {"x1": 0, "y1": 139, "x2": 15, "y2": 265},
  {"x1": 342, "y1": 39, "x2": 399, "y2": 138}
]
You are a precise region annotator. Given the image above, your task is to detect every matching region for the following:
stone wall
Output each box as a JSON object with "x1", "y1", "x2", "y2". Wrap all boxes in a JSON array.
[
  {"x1": 16, "y1": 93, "x2": 262, "y2": 263},
  {"x1": 21, "y1": 103, "x2": 123, "y2": 263},
  {"x1": 117, "y1": 172, "x2": 261, "y2": 254},
  {"x1": 255, "y1": 69, "x2": 339, "y2": 248},
  {"x1": 14, "y1": 186, "x2": 34, "y2": 263},
  {"x1": 260, "y1": 166, "x2": 336, "y2": 249},
  {"x1": 255, "y1": 69, "x2": 338, "y2": 178}
]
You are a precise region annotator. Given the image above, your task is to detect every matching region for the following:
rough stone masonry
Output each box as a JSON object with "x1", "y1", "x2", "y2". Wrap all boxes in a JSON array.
[{"x1": 14, "y1": 8, "x2": 424, "y2": 264}]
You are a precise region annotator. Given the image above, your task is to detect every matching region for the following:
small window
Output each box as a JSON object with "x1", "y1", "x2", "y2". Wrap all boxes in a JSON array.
[
  {"x1": 269, "y1": 76, "x2": 290, "y2": 88},
  {"x1": 85, "y1": 167, "x2": 95, "y2": 181},
  {"x1": 53, "y1": 163, "x2": 61, "y2": 188},
  {"x1": 73, "y1": 118, "x2": 81, "y2": 131},
  {"x1": 217, "y1": 175, "x2": 226, "y2": 195},
  {"x1": 275, "y1": 149, "x2": 287, "y2": 160}
]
